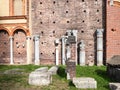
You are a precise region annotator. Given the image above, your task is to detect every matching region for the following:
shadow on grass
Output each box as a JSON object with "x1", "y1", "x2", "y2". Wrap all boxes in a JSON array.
[
  {"x1": 68, "y1": 80, "x2": 75, "y2": 87},
  {"x1": 95, "y1": 69, "x2": 114, "y2": 89},
  {"x1": 57, "y1": 66, "x2": 66, "y2": 78}
]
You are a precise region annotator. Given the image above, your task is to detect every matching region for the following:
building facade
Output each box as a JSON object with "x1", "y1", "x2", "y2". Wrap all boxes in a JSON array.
[{"x1": 0, "y1": 0, "x2": 119, "y2": 65}]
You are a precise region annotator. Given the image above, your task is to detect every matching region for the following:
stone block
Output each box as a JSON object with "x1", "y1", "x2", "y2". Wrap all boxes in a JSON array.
[
  {"x1": 48, "y1": 66, "x2": 58, "y2": 75},
  {"x1": 35, "y1": 67, "x2": 48, "y2": 73},
  {"x1": 29, "y1": 71, "x2": 52, "y2": 86},
  {"x1": 109, "y1": 83, "x2": 120, "y2": 90},
  {"x1": 73, "y1": 77, "x2": 97, "y2": 89}
]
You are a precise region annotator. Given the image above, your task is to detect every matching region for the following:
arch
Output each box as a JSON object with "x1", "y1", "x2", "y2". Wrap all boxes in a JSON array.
[
  {"x1": 0, "y1": 26, "x2": 11, "y2": 36},
  {"x1": 12, "y1": 26, "x2": 30, "y2": 36}
]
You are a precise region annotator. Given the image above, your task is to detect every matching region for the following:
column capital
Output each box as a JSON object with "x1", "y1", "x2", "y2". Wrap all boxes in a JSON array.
[
  {"x1": 33, "y1": 35, "x2": 40, "y2": 41},
  {"x1": 9, "y1": 36, "x2": 14, "y2": 39},
  {"x1": 26, "y1": 36, "x2": 31, "y2": 40}
]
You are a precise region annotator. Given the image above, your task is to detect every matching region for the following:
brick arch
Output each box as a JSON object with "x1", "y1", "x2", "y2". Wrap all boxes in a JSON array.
[
  {"x1": 0, "y1": 27, "x2": 11, "y2": 36},
  {"x1": 12, "y1": 26, "x2": 30, "y2": 36}
]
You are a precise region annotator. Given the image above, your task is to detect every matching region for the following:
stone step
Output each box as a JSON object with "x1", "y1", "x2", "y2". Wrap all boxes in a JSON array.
[{"x1": 48, "y1": 66, "x2": 58, "y2": 75}]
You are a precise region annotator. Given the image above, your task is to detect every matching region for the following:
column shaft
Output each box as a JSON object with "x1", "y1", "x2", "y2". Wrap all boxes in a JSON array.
[{"x1": 10, "y1": 36, "x2": 14, "y2": 64}]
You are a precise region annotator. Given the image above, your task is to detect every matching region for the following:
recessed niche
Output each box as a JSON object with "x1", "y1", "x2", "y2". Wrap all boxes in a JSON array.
[
  {"x1": 41, "y1": 53, "x2": 43, "y2": 55},
  {"x1": 53, "y1": 31, "x2": 55, "y2": 33},
  {"x1": 41, "y1": 42, "x2": 44, "y2": 44},
  {"x1": 53, "y1": 21, "x2": 56, "y2": 24},
  {"x1": 52, "y1": 53, "x2": 55, "y2": 55},
  {"x1": 3, "y1": 52, "x2": 5, "y2": 54},
  {"x1": 97, "y1": 9, "x2": 99, "y2": 12},
  {"x1": 4, "y1": 42, "x2": 6, "y2": 45},
  {"x1": 52, "y1": 11, "x2": 55, "y2": 14},
  {"x1": 82, "y1": 0, "x2": 84, "y2": 2},
  {"x1": 40, "y1": 2, "x2": 42, "y2": 4},
  {"x1": 66, "y1": 11, "x2": 68, "y2": 13},
  {"x1": 16, "y1": 42, "x2": 18, "y2": 44},
  {"x1": 18, "y1": 52, "x2": 20, "y2": 54},
  {"x1": 83, "y1": 10, "x2": 86, "y2": 13},
  {"x1": 40, "y1": 22, "x2": 43, "y2": 24},
  {"x1": 53, "y1": 1, "x2": 56, "y2": 4},
  {"x1": 81, "y1": 30, "x2": 84, "y2": 33},
  {"x1": 82, "y1": 20, "x2": 85, "y2": 23},
  {"x1": 41, "y1": 31, "x2": 44, "y2": 34},
  {"x1": 67, "y1": 21, "x2": 70, "y2": 23},
  {"x1": 66, "y1": 0, "x2": 69, "y2": 3},
  {"x1": 40, "y1": 12, "x2": 42, "y2": 15},
  {"x1": 97, "y1": 19, "x2": 100, "y2": 22},
  {"x1": 111, "y1": 28, "x2": 116, "y2": 32}
]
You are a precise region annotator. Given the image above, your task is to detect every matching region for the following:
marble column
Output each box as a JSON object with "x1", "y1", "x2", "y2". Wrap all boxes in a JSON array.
[
  {"x1": 66, "y1": 45, "x2": 71, "y2": 60},
  {"x1": 26, "y1": 36, "x2": 32, "y2": 64},
  {"x1": 110, "y1": 0, "x2": 113, "y2": 6},
  {"x1": 55, "y1": 39, "x2": 59, "y2": 65},
  {"x1": 79, "y1": 40, "x2": 85, "y2": 66},
  {"x1": 9, "y1": 36, "x2": 14, "y2": 64},
  {"x1": 97, "y1": 29, "x2": 104, "y2": 66},
  {"x1": 34, "y1": 35, "x2": 40, "y2": 65},
  {"x1": 61, "y1": 36, "x2": 67, "y2": 65}
]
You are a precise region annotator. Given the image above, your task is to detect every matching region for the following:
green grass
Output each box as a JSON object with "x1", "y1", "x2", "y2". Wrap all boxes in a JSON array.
[{"x1": 0, "y1": 65, "x2": 114, "y2": 90}]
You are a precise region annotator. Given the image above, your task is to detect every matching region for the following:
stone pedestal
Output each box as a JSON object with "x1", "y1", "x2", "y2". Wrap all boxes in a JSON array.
[{"x1": 66, "y1": 60, "x2": 76, "y2": 80}]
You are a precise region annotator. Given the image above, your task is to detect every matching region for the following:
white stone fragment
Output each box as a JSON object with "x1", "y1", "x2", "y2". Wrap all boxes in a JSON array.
[
  {"x1": 48, "y1": 66, "x2": 58, "y2": 75},
  {"x1": 29, "y1": 71, "x2": 52, "y2": 86},
  {"x1": 73, "y1": 77, "x2": 97, "y2": 89},
  {"x1": 109, "y1": 83, "x2": 120, "y2": 90}
]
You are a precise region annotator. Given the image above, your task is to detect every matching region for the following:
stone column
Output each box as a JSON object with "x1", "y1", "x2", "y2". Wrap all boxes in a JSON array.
[
  {"x1": 79, "y1": 40, "x2": 85, "y2": 66},
  {"x1": 9, "y1": 36, "x2": 14, "y2": 64},
  {"x1": 26, "y1": 36, "x2": 32, "y2": 64},
  {"x1": 34, "y1": 35, "x2": 40, "y2": 65},
  {"x1": 61, "y1": 36, "x2": 67, "y2": 65},
  {"x1": 97, "y1": 29, "x2": 104, "y2": 66},
  {"x1": 72, "y1": 30, "x2": 78, "y2": 65},
  {"x1": 55, "y1": 39, "x2": 59, "y2": 65},
  {"x1": 110, "y1": 0, "x2": 113, "y2": 6}
]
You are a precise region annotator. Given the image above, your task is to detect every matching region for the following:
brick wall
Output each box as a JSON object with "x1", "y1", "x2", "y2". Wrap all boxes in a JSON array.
[
  {"x1": 31, "y1": 0, "x2": 105, "y2": 65},
  {"x1": 0, "y1": 31, "x2": 10, "y2": 64},
  {"x1": 106, "y1": 0, "x2": 120, "y2": 61}
]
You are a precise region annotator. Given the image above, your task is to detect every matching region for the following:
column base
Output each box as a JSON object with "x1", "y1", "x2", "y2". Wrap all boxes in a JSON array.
[{"x1": 35, "y1": 60, "x2": 40, "y2": 65}]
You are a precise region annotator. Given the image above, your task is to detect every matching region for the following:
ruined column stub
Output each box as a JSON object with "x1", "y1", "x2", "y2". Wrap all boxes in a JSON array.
[
  {"x1": 34, "y1": 35, "x2": 40, "y2": 65},
  {"x1": 97, "y1": 29, "x2": 104, "y2": 66},
  {"x1": 79, "y1": 40, "x2": 85, "y2": 66}
]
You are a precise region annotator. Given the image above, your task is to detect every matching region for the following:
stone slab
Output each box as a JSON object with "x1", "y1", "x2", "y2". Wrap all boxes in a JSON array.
[
  {"x1": 73, "y1": 77, "x2": 97, "y2": 89},
  {"x1": 48, "y1": 66, "x2": 58, "y2": 75},
  {"x1": 29, "y1": 71, "x2": 52, "y2": 86},
  {"x1": 109, "y1": 83, "x2": 120, "y2": 90}
]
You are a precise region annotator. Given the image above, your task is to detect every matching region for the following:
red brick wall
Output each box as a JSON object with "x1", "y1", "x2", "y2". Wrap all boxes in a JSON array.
[
  {"x1": 32, "y1": 0, "x2": 105, "y2": 65},
  {"x1": 106, "y1": 0, "x2": 120, "y2": 60},
  {"x1": 0, "y1": 30, "x2": 10, "y2": 64}
]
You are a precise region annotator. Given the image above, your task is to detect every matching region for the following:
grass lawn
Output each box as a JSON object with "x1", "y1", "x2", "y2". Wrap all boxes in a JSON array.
[{"x1": 0, "y1": 65, "x2": 114, "y2": 90}]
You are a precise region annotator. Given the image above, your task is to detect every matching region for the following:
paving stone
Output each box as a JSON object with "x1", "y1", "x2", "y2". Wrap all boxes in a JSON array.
[
  {"x1": 73, "y1": 77, "x2": 97, "y2": 89},
  {"x1": 109, "y1": 83, "x2": 120, "y2": 90},
  {"x1": 29, "y1": 71, "x2": 52, "y2": 86},
  {"x1": 48, "y1": 66, "x2": 58, "y2": 75},
  {"x1": 4, "y1": 68, "x2": 25, "y2": 75}
]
